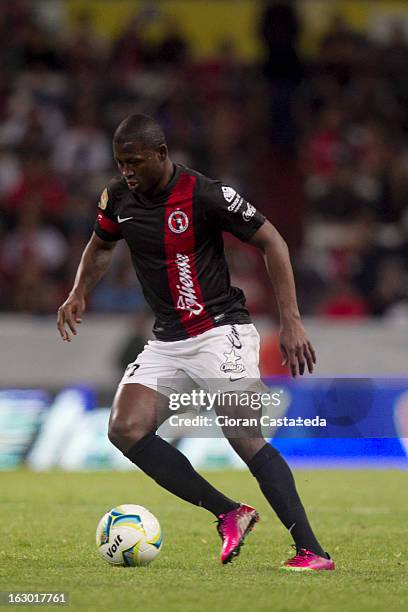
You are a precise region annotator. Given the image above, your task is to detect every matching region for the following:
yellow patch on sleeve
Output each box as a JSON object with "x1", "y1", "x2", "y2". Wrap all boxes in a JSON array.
[{"x1": 98, "y1": 188, "x2": 109, "y2": 210}]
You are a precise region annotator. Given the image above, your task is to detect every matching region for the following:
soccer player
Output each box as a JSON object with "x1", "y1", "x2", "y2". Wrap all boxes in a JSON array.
[{"x1": 57, "y1": 114, "x2": 334, "y2": 570}]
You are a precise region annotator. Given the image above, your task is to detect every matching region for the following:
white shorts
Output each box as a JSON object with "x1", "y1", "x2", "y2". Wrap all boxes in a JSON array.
[{"x1": 120, "y1": 323, "x2": 262, "y2": 396}]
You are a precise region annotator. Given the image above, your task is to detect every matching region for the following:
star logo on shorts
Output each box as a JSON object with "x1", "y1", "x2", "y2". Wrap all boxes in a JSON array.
[
  {"x1": 220, "y1": 349, "x2": 246, "y2": 375},
  {"x1": 223, "y1": 349, "x2": 241, "y2": 366}
]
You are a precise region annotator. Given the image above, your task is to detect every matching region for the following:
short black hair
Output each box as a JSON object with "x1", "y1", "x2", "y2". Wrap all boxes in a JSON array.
[{"x1": 113, "y1": 114, "x2": 166, "y2": 150}]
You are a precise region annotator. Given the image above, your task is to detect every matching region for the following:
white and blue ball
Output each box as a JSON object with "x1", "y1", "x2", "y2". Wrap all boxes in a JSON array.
[{"x1": 96, "y1": 504, "x2": 163, "y2": 567}]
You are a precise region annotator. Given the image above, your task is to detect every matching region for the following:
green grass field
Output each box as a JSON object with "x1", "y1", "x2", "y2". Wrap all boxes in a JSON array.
[{"x1": 0, "y1": 469, "x2": 407, "y2": 611}]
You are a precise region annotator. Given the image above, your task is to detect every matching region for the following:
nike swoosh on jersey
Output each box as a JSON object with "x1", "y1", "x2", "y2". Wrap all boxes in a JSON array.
[{"x1": 117, "y1": 215, "x2": 133, "y2": 223}]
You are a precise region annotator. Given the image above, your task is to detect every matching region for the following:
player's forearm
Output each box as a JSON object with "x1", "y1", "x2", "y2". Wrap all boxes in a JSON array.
[
  {"x1": 250, "y1": 221, "x2": 301, "y2": 323},
  {"x1": 259, "y1": 227, "x2": 301, "y2": 324},
  {"x1": 264, "y1": 242, "x2": 301, "y2": 324},
  {"x1": 71, "y1": 237, "x2": 114, "y2": 297}
]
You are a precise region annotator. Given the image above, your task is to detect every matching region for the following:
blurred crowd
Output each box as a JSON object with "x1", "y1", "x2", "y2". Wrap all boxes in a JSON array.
[{"x1": 0, "y1": 1, "x2": 407, "y2": 322}]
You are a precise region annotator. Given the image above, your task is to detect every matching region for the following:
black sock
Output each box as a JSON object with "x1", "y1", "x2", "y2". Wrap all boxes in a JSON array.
[
  {"x1": 248, "y1": 443, "x2": 326, "y2": 557},
  {"x1": 125, "y1": 433, "x2": 239, "y2": 517}
]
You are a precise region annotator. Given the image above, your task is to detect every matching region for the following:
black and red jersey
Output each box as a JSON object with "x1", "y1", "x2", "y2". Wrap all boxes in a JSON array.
[{"x1": 94, "y1": 164, "x2": 265, "y2": 341}]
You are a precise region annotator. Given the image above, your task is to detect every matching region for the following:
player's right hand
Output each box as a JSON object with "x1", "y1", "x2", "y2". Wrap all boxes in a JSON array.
[{"x1": 57, "y1": 292, "x2": 86, "y2": 342}]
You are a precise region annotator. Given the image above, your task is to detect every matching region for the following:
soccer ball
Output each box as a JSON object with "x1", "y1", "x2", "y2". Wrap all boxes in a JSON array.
[{"x1": 96, "y1": 504, "x2": 163, "y2": 567}]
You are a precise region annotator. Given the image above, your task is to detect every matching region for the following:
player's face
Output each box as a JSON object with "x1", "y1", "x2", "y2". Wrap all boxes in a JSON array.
[{"x1": 113, "y1": 141, "x2": 167, "y2": 194}]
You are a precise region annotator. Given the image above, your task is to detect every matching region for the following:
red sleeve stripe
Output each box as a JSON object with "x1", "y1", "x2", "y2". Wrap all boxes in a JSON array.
[{"x1": 97, "y1": 212, "x2": 120, "y2": 234}]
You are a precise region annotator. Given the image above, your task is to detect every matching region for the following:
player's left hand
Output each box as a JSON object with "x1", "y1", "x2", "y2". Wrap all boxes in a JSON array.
[{"x1": 279, "y1": 320, "x2": 316, "y2": 377}]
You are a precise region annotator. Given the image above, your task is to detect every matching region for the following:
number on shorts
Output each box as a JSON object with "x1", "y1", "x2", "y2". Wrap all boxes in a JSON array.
[{"x1": 126, "y1": 363, "x2": 140, "y2": 377}]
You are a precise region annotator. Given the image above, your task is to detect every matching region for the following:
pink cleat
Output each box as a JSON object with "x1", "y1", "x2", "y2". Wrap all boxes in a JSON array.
[
  {"x1": 217, "y1": 504, "x2": 259, "y2": 564},
  {"x1": 280, "y1": 546, "x2": 335, "y2": 571}
]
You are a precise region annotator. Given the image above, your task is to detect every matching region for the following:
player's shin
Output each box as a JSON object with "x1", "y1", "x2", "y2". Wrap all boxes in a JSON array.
[
  {"x1": 248, "y1": 443, "x2": 327, "y2": 558},
  {"x1": 124, "y1": 432, "x2": 239, "y2": 516}
]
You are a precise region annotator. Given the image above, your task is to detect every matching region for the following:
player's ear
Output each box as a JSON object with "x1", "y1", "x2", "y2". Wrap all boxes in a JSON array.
[{"x1": 158, "y1": 144, "x2": 167, "y2": 161}]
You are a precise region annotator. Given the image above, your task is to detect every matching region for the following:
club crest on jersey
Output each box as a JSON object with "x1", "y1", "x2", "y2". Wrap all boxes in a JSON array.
[{"x1": 168, "y1": 209, "x2": 189, "y2": 233}]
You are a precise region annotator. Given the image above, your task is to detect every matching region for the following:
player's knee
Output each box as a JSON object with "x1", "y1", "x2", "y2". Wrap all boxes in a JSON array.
[
  {"x1": 227, "y1": 437, "x2": 266, "y2": 464},
  {"x1": 108, "y1": 416, "x2": 152, "y2": 451}
]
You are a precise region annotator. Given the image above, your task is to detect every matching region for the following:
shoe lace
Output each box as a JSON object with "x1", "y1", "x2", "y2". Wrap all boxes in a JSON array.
[{"x1": 287, "y1": 545, "x2": 315, "y2": 565}]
